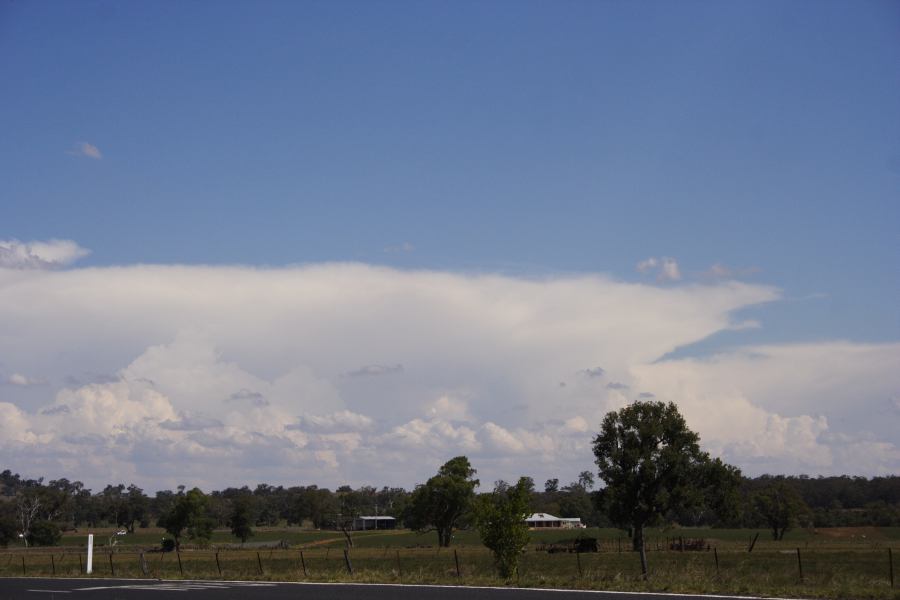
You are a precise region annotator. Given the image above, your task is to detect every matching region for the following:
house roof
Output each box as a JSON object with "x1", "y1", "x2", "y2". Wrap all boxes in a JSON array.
[{"x1": 525, "y1": 512, "x2": 582, "y2": 522}]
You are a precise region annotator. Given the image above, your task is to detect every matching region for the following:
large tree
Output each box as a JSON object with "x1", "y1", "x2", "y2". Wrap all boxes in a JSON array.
[
  {"x1": 157, "y1": 487, "x2": 213, "y2": 549},
  {"x1": 404, "y1": 456, "x2": 479, "y2": 547},
  {"x1": 472, "y1": 478, "x2": 532, "y2": 579},
  {"x1": 593, "y1": 400, "x2": 741, "y2": 576},
  {"x1": 228, "y1": 494, "x2": 257, "y2": 544}
]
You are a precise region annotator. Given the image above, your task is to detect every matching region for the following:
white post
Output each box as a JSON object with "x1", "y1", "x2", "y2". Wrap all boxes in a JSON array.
[{"x1": 86, "y1": 534, "x2": 94, "y2": 574}]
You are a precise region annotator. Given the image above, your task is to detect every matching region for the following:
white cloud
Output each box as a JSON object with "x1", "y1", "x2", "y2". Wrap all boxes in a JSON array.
[
  {"x1": 636, "y1": 256, "x2": 681, "y2": 281},
  {"x1": 0, "y1": 260, "x2": 896, "y2": 489},
  {"x1": 0, "y1": 239, "x2": 90, "y2": 269},
  {"x1": 6, "y1": 373, "x2": 43, "y2": 386},
  {"x1": 636, "y1": 257, "x2": 658, "y2": 273},
  {"x1": 67, "y1": 142, "x2": 102, "y2": 159}
]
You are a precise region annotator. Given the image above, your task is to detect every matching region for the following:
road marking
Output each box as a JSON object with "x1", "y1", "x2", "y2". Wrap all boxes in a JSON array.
[
  {"x1": 27, "y1": 591, "x2": 72, "y2": 594},
  {"x1": 77, "y1": 581, "x2": 278, "y2": 592}
]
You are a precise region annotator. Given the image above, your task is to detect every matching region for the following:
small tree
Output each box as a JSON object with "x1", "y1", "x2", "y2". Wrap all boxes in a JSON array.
[
  {"x1": 593, "y1": 400, "x2": 741, "y2": 577},
  {"x1": 404, "y1": 456, "x2": 479, "y2": 547},
  {"x1": 229, "y1": 494, "x2": 257, "y2": 544},
  {"x1": 473, "y1": 478, "x2": 532, "y2": 579},
  {"x1": 754, "y1": 479, "x2": 810, "y2": 540},
  {"x1": 26, "y1": 520, "x2": 61, "y2": 547}
]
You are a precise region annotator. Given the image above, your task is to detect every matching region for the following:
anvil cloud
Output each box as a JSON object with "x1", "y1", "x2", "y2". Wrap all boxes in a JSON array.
[{"x1": 0, "y1": 262, "x2": 897, "y2": 491}]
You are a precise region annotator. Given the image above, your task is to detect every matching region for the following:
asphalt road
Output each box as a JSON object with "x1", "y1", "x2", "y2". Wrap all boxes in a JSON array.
[{"x1": 0, "y1": 578, "x2": 771, "y2": 600}]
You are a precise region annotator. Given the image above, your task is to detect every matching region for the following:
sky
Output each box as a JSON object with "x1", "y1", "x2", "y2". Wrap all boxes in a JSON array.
[{"x1": 1, "y1": 0, "x2": 898, "y2": 493}]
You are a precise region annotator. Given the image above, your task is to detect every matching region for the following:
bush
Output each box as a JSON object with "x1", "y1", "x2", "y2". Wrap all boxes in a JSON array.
[{"x1": 27, "y1": 521, "x2": 62, "y2": 546}]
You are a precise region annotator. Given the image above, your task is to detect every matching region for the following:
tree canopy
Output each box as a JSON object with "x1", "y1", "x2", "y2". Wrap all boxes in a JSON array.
[
  {"x1": 593, "y1": 400, "x2": 741, "y2": 576},
  {"x1": 403, "y1": 456, "x2": 479, "y2": 547},
  {"x1": 472, "y1": 478, "x2": 532, "y2": 579}
]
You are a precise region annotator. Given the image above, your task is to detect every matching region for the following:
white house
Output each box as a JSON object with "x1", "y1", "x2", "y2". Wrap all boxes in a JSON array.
[
  {"x1": 525, "y1": 512, "x2": 584, "y2": 529},
  {"x1": 351, "y1": 516, "x2": 397, "y2": 531}
]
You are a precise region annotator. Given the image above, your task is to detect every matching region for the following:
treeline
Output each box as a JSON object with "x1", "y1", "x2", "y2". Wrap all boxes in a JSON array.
[{"x1": 1, "y1": 468, "x2": 899, "y2": 548}]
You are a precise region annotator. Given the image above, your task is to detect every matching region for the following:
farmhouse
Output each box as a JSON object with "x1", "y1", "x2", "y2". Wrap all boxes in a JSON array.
[
  {"x1": 351, "y1": 515, "x2": 397, "y2": 530},
  {"x1": 525, "y1": 512, "x2": 585, "y2": 529}
]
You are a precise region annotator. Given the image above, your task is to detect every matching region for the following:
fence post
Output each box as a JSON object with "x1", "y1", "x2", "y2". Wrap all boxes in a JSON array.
[
  {"x1": 576, "y1": 550, "x2": 583, "y2": 577},
  {"x1": 215, "y1": 551, "x2": 222, "y2": 578},
  {"x1": 51, "y1": 554, "x2": 55, "y2": 575},
  {"x1": 617, "y1": 538, "x2": 622, "y2": 553},
  {"x1": 256, "y1": 552, "x2": 264, "y2": 575},
  {"x1": 300, "y1": 551, "x2": 307, "y2": 577},
  {"x1": 714, "y1": 547, "x2": 719, "y2": 576},
  {"x1": 78, "y1": 553, "x2": 83, "y2": 573},
  {"x1": 889, "y1": 548, "x2": 894, "y2": 589},
  {"x1": 796, "y1": 548, "x2": 803, "y2": 583},
  {"x1": 343, "y1": 549, "x2": 353, "y2": 575},
  {"x1": 140, "y1": 552, "x2": 149, "y2": 576},
  {"x1": 748, "y1": 532, "x2": 759, "y2": 553},
  {"x1": 176, "y1": 550, "x2": 184, "y2": 576},
  {"x1": 108, "y1": 552, "x2": 115, "y2": 576},
  {"x1": 21, "y1": 555, "x2": 26, "y2": 576},
  {"x1": 454, "y1": 549, "x2": 461, "y2": 578},
  {"x1": 396, "y1": 550, "x2": 402, "y2": 580}
]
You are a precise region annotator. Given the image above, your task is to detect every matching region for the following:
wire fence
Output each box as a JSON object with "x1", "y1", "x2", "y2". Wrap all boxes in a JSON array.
[{"x1": 0, "y1": 544, "x2": 895, "y2": 593}]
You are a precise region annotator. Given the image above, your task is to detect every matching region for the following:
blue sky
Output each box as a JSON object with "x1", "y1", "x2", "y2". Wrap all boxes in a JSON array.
[{"x1": 0, "y1": 1, "x2": 898, "y2": 489}]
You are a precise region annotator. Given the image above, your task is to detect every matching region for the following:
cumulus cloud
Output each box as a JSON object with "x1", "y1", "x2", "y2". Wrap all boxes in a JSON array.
[
  {"x1": 0, "y1": 239, "x2": 90, "y2": 269},
  {"x1": 637, "y1": 256, "x2": 681, "y2": 281},
  {"x1": 0, "y1": 260, "x2": 896, "y2": 489},
  {"x1": 6, "y1": 373, "x2": 43, "y2": 386},
  {"x1": 67, "y1": 142, "x2": 102, "y2": 159}
]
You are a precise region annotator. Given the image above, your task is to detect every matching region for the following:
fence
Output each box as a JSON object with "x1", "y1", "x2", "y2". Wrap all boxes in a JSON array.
[{"x1": 0, "y1": 545, "x2": 895, "y2": 594}]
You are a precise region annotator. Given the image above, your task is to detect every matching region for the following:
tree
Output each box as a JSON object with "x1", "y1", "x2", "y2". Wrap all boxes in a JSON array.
[
  {"x1": 544, "y1": 479, "x2": 559, "y2": 493},
  {"x1": 157, "y1": 488, "x2": 212, "y2": 549},
  {"x1": 229, "y1": 494, "x2": 257, "y2": 544},
  {"x1": 472, "y1": 477, "x2": 532, "y2": 579},
  {"x1": 753, "y1": 479, "x2": 810, "y2": 540},
  {"x1": 404, "y1": 456, "x2": 479, "y2": 547},
  {"x1": 0, "y1": 503, "x2": 16, "y2": 547},
  {"x1": 593, "y1": 400, "x2": 741, "y2": 577},
  {"x1": 26, "y1": 520, "x2": 61, "y2": 546}
]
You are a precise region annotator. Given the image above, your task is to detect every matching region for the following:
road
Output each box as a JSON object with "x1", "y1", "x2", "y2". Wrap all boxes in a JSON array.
[{"x1": 0, "y1": 578, "x2": 776, "y2": 600}]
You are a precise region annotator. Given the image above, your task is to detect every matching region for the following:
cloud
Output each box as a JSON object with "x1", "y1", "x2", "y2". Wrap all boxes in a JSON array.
[
  {"x1": 606, "y1": 382, "x2": 629, "y2": 390},
  {"x1": 0, "y1": 239, "x2": 90, "y2": 269},
  {"x1": 344, "y1": 364, "x2": 404, "y2": 378},
  {"x1": 0, "y1": 259, "x2": 896, "y2": 489},
  {"x1": 578, "y1": 367, "x2": 605, "y2": 378},
  {"x1": 67, "y1": 142, "x2": 102, "y2": 159},
  {"x1": 226, "y1": 389, "x2": 269, "y2": 407},
  {"x1": 289, "y1": 410, "x2": 374, "y2": 433},
  {"x1": 6, "y1": 373, "x2": 43, "y2": 387},
  {"x1": 637, "y1": 256, "x2": 681, "y2": 281},
  {"x1": 727, "y1": 320, "x2": 762, "y2": 331}
]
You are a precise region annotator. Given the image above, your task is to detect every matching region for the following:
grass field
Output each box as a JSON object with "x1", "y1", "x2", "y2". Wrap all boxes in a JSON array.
[{"x1": 2, "y1": 527, "x2": 898, "y2": 599}]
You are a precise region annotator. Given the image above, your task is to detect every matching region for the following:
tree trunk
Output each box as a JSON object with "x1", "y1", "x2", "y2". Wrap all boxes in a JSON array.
[
  {"x1": 438, "y1": 527, "x2": 453, "y2": 547},
  {"x1": 634, "y1": 524, "x2": 648, "y2": 578}
]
